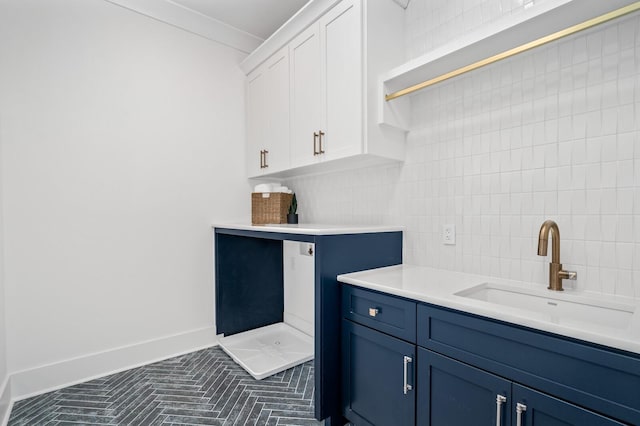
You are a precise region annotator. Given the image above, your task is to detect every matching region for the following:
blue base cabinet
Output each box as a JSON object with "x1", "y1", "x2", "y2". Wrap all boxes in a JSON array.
[
  {"x1": 512, "y1": 384, "x2": 626, "y2": 426},
  {"x1": 417, "y1": 349, "x2": 625, "y2": 426},
  {"x1": 341, "y1": 285, "x2": 417, "y2": 426},
  {"x1": 340, "y1": 285, "x2": 640, "y2": 426},
  {"x1": 417, "y1": 349, "x2": 511, "y2": 426},
  {"x1": 342, "y1": 321, "x2": 415, "y2": 426}
]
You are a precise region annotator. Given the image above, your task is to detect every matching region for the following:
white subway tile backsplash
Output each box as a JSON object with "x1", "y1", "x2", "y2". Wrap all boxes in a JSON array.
[
  {"x1": 616, "y1": 215, "x2": 634, "y2": 244},
  {"x1": 600, "y1": 161, "x2": 617, "y2": 188},
  {"x1": 617, "y1": 242, "x2": 634, "y2": 270},
  {"x1": 600, "y1": 134, "x2": 618, "y2": 163},
  {"x1": 601, "y1": 215, "x2": 617, "y2": 242},
  {"x1": 571, "y1": 164, "x2": 587, "y2": 190},
  {"x1": 285, "y1": 4, "x2": 640, "y2": 298},
  {"x1": 585, "y1": 163, "x2": 601, "y2": 189},
  {"x1": 618, "y1": 159, "x2": 635, "y2": 187},
  {"x1": 618, "y1": 132, "x2": 635, "y2": 159},
  {"x1": 618, "y1": 188, "x2": 634, "y2": 216}
]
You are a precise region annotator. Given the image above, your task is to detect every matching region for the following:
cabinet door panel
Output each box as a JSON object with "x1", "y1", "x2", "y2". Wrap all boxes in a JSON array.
[
  {"x1": 513, "y1": 384, "x2": 627, "y2": 426},
  {"x1": 246, "y1": 48, "x2": 289, "y2": 177},
  {"x1": 342, "y1": 320, "x2": 415, "y2": 426},
  {"x1": 417, "y1": 348, "x2": 511, "y2": 426},
  {"x1": 342, "y1": 285, "x2": 416, "y2": 343},
  {"x1": 290, "y1": 25, "x2": 321, "y2": 168},
  {"x1": 263, "y1": 49, "x2": 290, "y2": 173},
  {"x1": 320, "y1": 0, "x2": 362, "y2": 161},
  {"x1": 246, "y1": 68, "x2": 267, "y2": 177}
]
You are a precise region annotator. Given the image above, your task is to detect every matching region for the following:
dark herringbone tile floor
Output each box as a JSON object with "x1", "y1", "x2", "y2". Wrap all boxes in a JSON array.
[{"x1": 8, "y1": 346, "x2": 322, "y2": 425}]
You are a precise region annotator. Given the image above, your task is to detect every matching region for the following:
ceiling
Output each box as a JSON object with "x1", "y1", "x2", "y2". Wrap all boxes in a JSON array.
[{"x1": 171, "y1": 0, "x2": 309, "y2": 40}]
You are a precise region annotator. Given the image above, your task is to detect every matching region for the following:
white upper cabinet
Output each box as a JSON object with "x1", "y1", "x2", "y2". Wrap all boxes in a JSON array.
[
  {"x1": 243, "y1": 0, "x2": 406, "y2": 178},
  {"x1": 290, "y1": 0, "x2": 362, "y2": 168},
  {"x1": 246, "y1": 47, "x2": 290, "y2": 178},
  {"x1": 246, "y1": 65, "x2": 266, "y2": 177},
  {"x1": 318, "y1": 0, "x2": 362, "y2": 163},
  {"x1": 290, "y1": 24, "x2": 322, "y2": 168}
]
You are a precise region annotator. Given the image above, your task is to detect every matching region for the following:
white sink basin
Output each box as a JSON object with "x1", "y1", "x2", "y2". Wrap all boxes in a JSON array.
[{"x1": 455, "y1": 282, "x2": 636, "y2": 329}]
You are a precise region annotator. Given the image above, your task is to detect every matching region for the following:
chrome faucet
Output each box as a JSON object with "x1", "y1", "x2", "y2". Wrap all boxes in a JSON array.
[{"x1": 537, "y1": 220, "x2": 577, "y2": 291}]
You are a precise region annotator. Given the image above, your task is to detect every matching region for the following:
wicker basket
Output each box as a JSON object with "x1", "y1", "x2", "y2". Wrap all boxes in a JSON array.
[{"x1": 251, "y1": 192, "x2": 293, "y2": 225}]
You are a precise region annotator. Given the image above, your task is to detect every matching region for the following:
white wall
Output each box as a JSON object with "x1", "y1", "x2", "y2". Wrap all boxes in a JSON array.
[
  {"x1": 0, "y1": 0, "x2": 249, "y2": 376},
  {"x1": 287, "y1": 1, "x2": 640, "y2": 299},
  {"x1": 0, "y1": 114, "x2": 7, "y2": 420}
]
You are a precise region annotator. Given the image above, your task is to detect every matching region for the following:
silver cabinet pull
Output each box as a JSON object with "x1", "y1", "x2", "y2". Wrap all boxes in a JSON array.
[
  {"x1": 318, "y1": 130, "x2": 325, "y2": 154},
  {"x1": 368, "y1": 308, "x2": 379, "y2": 317},
  {"x1": 403, "y1": 356, "x2": 413, "y2": 395},
  {"x1": 516, "y1": 402, "x2": 527, "y2": 426},
  {"x1": 313, "y1": 132, "x2": 319, "y2": 155},
  {"x1": 496, "y1": 395, "x2": 507, "y2": 426}
]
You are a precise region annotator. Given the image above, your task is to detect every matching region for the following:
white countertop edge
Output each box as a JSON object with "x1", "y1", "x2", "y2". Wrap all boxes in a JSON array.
[
  {"x1": 338, "y1": 265, "x2": 640, "y2": 355},
  {"x1": 212, "y1": 223, "x2": 404, "y2": 235}
]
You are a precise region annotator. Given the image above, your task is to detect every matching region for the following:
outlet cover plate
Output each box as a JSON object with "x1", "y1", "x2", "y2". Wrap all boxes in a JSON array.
[{"x1": 443, "y1": 224, "x2": 455, "y2": 245}]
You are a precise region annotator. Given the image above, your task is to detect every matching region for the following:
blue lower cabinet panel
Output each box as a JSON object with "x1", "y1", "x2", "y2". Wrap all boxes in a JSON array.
[
  {"x1": 215, "y1": 233, "x2": 283, "y2": 335},
  {"x1": 417, "y1": 304, "x2": 640, "y2": 424},
  {"x1": 342, "y1": 320, "x2": 415, "y2": 426},
  {"x1": 417, "y1": 348, "x2": 511, "y2": 426},
  {"x1": 342, "y1": 285, "x2": 416, "y2": 343},
  {"x1": 512, "y1": 384, "x2": 627, "y2": 426},
  {"x1": 316, "y1": 232, "x2": 403, "y2": 423}
]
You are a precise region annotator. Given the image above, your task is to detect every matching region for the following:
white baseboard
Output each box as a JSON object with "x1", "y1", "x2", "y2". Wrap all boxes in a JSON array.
[
  {"x1": 0, "y1": 376, "x2": 12, "y2": 426},
  {"x1": 10, "y1": 326, "x2": 218, "y2": 402}
]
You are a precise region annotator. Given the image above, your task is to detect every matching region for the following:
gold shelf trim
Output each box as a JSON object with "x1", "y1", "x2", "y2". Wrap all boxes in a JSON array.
[{"x1": 385, "y1": 2, "x2": 640, "y2": 101}]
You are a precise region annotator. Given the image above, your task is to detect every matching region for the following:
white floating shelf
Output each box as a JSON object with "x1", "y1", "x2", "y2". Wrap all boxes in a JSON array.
[{"x1": 379, "y1": 0, "x2": 639, "y2": 131}]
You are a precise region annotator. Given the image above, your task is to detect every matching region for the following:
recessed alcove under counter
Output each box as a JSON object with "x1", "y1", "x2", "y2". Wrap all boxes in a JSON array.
[{"x1": 212, "y1": 223, "x2": 403, "y2": 424}]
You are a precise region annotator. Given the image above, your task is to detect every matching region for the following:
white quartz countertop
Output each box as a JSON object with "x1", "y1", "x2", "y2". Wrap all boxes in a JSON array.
[
  {"x1": 338, "y1": 264, "x2": 640, "y2": 355},
  {"x1": 213, "y1": 223, "x2": 404, "y2": 235}
]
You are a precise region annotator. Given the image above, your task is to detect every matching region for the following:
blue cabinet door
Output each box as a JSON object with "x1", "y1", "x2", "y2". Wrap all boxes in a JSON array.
[
  {"x1": 512, "y1": 384, "x2": 627, "y2": 426},
  {"x1": 417, "y1": 348, "x2": 511, "y2": 426},
  {"x1": 342, "y1": 320, "x2": 415, "y2": 426}
]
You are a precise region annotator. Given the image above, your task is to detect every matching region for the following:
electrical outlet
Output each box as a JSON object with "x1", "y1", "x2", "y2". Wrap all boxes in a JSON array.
[
  {"x1": 300, "y1": 243, "x2": 314, "y2": 256},
  {"x1": 443, "y1": 224, "x2": 455, "y2": 245}
]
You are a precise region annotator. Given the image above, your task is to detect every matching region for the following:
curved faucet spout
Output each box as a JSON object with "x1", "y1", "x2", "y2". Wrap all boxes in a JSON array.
[
  {"x1": 537, "y1": 220, "x2": 575, "y2": 291},
  {"x1": 537, "y1": 220, "x2": 560, "y2": 263}
]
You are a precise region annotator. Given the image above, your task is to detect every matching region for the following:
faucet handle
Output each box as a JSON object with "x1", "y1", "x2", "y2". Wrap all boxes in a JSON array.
[{"x1": 559, "y1": 270, "x2": 577, "y2": 280}]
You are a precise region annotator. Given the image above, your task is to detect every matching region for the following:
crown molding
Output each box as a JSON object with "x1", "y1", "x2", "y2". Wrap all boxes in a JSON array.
[
  {"x1": 239, "y1": 0, "x2": 341, "y2": 74},
  {"x1": 104, "y1": 0, "x2": 263, "y2": 54}
]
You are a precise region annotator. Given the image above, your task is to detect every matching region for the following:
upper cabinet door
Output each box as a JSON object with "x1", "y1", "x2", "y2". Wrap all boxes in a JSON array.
[
  {"x1": 246, "y1": 47, "x2": 290, "y2": 178},
  {"x1": 290, "y1": 25, "x2": 322, "y2": 168},
  {"x1": 263, "y1": 48, "x2": 290, "y2": 174},
  {"x1": 320, "y1": 0, "x2": 362, "y2": 162},
  {"x1": 246, "y1": 66, "x2": 268, "y2": 178}
]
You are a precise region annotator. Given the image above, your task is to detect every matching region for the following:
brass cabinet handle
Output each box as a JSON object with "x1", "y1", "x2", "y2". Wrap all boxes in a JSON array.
[
  {"x1": 313, "y1": 132, "x2": 319, "y2": 155},
  {"x1": 368, "y1": 308, "x2": 379, "y2": 317},
  {"x1": 318, "y1": 130, "x2": 325, "y2": 154},
  {"x1": 263, "y1": 150, "x2": 269, "y2": 168}
]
